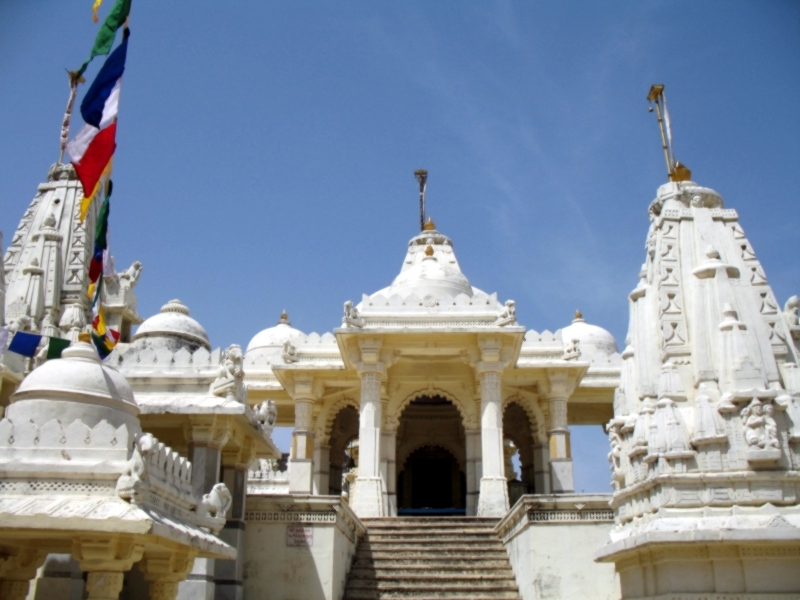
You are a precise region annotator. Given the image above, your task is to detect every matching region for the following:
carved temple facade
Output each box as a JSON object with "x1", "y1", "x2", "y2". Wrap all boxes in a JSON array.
[{"x1": 1, "y1": 164, "x2": 799, "y2": 600}]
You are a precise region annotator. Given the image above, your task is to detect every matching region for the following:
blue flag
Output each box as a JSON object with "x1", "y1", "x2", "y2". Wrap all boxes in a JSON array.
[{"x1": 8, "y1": 331, "x2": 43, "y2": 358}]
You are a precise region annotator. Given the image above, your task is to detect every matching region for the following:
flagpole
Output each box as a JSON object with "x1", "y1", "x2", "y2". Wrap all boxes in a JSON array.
[
  {"x1": 58, "y1": 73, "x2": 82, "y2": 164},
  {"x1": 414, "y1": 169, "x2": 428, "y2": 232},
  {"x1": 647, "y1": 85, "x2": 672, "y2": 179}
]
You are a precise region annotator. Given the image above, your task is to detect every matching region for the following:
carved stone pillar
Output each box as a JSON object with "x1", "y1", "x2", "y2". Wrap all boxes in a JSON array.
[
  {"x1": 465, "y1": 428, "x2": 481, "y2": 516},
  {"x1": 214, "y1": 445, "x2": 251, "y2": 600},
  {"x1": 381, "y1": 428, "x2": 397, "y2": 515},
  {"x1": 0, "y1": 548, "x2": 46, "y2": 600},
  {"x1": 546, "y1": 370, "x2": 574, "y2": 493},
  {"x1": 477, "y1": 365, "x2": 509, "y2": 517},
  {"x1": 182, "y1": 418, "x2": 227, "y2": 600},
  {"x1": 313, "y1": 444, "x2": 330, "y2": 495},
  {"x1": 290, "y1": 376, "x2": 316, "y2": 495},
  {"x1": 72, "y1": 537, "x2": 144, "y2": 600},
  {"x1": 351, "y1": 366, "x2": 385, "y2": 517},
  {"x1": 532, "y1": 441, "x2": 551, "y2": 494}
]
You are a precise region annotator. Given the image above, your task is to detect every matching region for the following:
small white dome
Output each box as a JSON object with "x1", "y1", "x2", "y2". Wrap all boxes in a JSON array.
[
  {"x1": 246, "y1": 311, "x2": 306, "y2": 353},
  {"x1": 560, "y1": 312, "x2": 618, "y2": 359},
  {"x1": 13, "y1": 339, "x2": 136, "y2": 411},
  {"x1": 133, "y1": 299, "x2": 210, "y2": 350}
]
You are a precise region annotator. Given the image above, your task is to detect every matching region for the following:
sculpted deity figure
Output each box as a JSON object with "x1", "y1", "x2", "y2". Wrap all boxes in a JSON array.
[
  {"x1": 495, "y1": 300, "x2": 517, "y2": 326},
  {"x1": 342, "y1": 300, "x2": 364, "y2": 328},
  {"x1": 741, "y1": 399, "x2": 779, "y2": 450},
  {"x1": 211, "y1": 344, "x2": 245, "y2": 402},
  {"x1": 198, "y1": 482, "x2": 233, "y2": 521},
  {"x1": 253, "y1": 400, "x2": 278, "y2": 434}
]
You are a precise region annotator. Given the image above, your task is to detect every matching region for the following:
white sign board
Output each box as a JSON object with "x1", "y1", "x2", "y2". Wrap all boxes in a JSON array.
[{"x1": 286, "y1": 525, "x2": 314, "y2": 547}]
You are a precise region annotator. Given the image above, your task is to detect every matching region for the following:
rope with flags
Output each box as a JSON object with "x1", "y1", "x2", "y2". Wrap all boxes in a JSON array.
[{"x1": 67, "y1": 0, "x2": 131, "y2": 359}]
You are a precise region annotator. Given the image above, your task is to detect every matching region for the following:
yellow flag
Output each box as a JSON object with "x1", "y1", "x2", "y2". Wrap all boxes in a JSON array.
[
  {"x1": 80, "y1": 159, "x2": 112, "y2": 222},
  {"x1": 93, "y1": 0, "x2": 104, "y2": 23}
]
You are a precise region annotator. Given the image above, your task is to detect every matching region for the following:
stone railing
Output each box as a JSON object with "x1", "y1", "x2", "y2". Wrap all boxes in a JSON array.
[
  {"x1": 359, "y1": 290, "x2": 503, "y2": 316},
  {"x1": 495, "y1": 494, "x2": 614, "y2": 543}
]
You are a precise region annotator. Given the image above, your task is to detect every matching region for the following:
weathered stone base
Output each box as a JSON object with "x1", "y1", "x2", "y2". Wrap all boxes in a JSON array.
[
  {"x1": 242, "y1": 494, "x2": 365, "y2": 600},
  {"x1": 478, "y1": 475, "x2": 510, "y2": 517},
  {"x1": 497, "y1": 494, "x2": 619, "y2": 600},
  {"x1": 596, "y1": 515, "x2": 800, "y2": 600},
  {"x1": 350, "y1": 476, "x2": 384, "y2": 518}
]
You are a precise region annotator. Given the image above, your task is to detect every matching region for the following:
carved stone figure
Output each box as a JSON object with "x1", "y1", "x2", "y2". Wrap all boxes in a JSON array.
[
  {"x1": 211, "y1": 344, "x2": 245, "y2": 402},
  {"x1": 562, "y1": 338, "x2": 581, "y2": 361},
  {"x1": 495, "y1": 300, "x2": 517, "y2": 326},
  {"x1": 255, "y1": 400, "x2": 278, "y2": 430},
  {"x1": 116, "y1": 433, "x2": 156, "y2": 495},
  {"x1": 785, "y1": 295, "x2": 800, "y2": 341},
  {"x1": 342, "y1": 300, "x2": 364, "y2": 328},
  {"x1": 119, "y1": 260, "x2": 143, "y2": 289},
  {"x1": 741, "y1": 398, "x2": 779, "y2": 450},
  {"x1": 282, "y1": 340, "x2": 299, "y2": 363},
  {"x1": 198, "y1": 482, "x2": 233, "y2": 519}
]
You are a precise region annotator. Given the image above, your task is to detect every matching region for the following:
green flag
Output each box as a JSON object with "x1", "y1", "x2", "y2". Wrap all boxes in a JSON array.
[
  {"x1": 46, "y1": 337, "x2": 72, "y2": 360},
  {"x1": 76, "y1": 0, "x2": 132, "y2": 77}
]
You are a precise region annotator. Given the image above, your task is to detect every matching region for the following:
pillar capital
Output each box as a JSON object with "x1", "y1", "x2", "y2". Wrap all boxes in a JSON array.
[
  {"x1": 0, "y1": 547, "x2": 46, "y2": 600},
  {"x1": 139, "y1": 549, "x2": 198, "y2": 600},
  {"x1": 184, "y1": 414, "x2": 232, "y2": 449},
  {"x1": 544, "y1": 368, "x2": 578, "y2": 399},
  {"x1": 357, "y1": 362, "x2": 386, "y2": 379}
]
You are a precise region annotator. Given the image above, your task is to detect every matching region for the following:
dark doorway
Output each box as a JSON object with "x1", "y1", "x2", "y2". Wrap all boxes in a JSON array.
[{"x1": 397, "y1": 445, "x2": 466, "y2": 515}]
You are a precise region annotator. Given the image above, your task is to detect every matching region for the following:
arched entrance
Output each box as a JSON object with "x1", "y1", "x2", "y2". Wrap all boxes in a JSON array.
[
  {"x1": 503, "y1": 401, "x2": 537, "y2": 505},
  {"x1": 395, "y1": 395, "x2": 466, "y2": 516}
]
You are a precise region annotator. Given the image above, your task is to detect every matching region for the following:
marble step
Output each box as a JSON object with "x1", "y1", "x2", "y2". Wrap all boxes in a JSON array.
[
  {"x1": 358, "y1": 542, "x2": 505, "y2": 552},
  {"x1": 344, "y1": 584, "x2": 521, "y2": 599},
  {"x1": 364, "y1": 530, "x2": 498, "y2": 538},
  {"x1": 346, "y1": 580, "x2": 520, "y2": 591},
  {"x1": 349, "y1": 568, "x2": 514, "y2": 579},
  {"x1": 356, "y1": 546, "x2": 508, "y2": 558},
  {"x1": 353, "y1": 557, "x2": 513, "y2": 569}
]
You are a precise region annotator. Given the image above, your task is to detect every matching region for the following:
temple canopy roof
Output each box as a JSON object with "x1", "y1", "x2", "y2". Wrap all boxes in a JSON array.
[{"x1": 133, "y1": 298, "x2": 210, "y2": 351}]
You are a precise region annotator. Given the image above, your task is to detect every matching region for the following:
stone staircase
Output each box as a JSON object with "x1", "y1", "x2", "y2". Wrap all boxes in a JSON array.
[{"x1": 344, "y1": 517, "x2": 521, "y2": 600}]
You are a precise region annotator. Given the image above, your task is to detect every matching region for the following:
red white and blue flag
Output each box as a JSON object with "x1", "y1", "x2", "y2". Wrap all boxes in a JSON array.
[{"x1": 66, "y1": 33, "x2": 128, "y2": 221}]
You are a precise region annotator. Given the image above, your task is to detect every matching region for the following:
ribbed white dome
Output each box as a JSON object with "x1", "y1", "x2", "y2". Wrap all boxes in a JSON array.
[
  {"x1": 560, "y1": 313, "x2": 618, "y2": 359},
  {"x1": 246, "y1": 311, "x2": 306, "y2": 353},
  {"x1": 133, "y1": 299, "x2": 210, "y2": 350}
]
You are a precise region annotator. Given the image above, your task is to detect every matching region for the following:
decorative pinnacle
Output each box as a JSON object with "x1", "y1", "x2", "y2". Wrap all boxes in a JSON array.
[
  {"x1": 574, "y1": 310, "x2": 584, "y2": 321},
  {"x1": 423, "y1": 216, "x2": 436, "y2": 231},
  {"x1": 78, "y1": 331, "x2": 91, "y2": 343},
  {"x1": 278, "y1": 310, "x2": 291, "y2": 326},
  {"x1": 424, "y1": 245, "x2": 434, "y2": 257}
]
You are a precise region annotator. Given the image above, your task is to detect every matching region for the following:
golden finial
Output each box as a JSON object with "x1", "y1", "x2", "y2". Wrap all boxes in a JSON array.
[
  {"x1": 278, "y1": 310, "x2": 291, "y2": 326},
  {"x1": 424, "y1": 245, "x2": 434, "y2": 257},
  {"x1": 78, "y1": 331, "x2": 91, "y2": 343},
  {"x1": 423, "y1": 216, "x2": 436, "y2": 231},
  {"x1": 574, "y1": 310, "x2": 583, "y2": 320}
]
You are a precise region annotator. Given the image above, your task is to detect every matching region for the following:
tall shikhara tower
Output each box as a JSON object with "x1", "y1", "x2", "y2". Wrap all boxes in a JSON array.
[
  {"x1": 2, "y1": 162, "x2": 143, "y2": 346},
  {"x1": 597, "y1": 180, "x2": 800, "y2": 597}
]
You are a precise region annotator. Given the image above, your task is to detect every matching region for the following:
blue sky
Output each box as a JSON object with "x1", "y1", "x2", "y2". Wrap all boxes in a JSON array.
[{"x1": 1, "y1": 1, "x2": 798, "y2": 492}]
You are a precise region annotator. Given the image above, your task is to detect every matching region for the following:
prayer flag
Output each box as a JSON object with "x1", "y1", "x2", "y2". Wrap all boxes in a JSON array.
[
  {"x1": 8, "y1": 331, "x2": 43, "y2": 358},
  {"x1": 76, "y1": 0, "x2": 132, "y2": 77},
  {"x1": 46, "y1": 337, "x2": 72, "y2": 359},
  {"x1": 67, "y1": 36, "x2": 127, "y2": 220},
  {"x1": 92, "y1": 302, "x2": 119, "y2": 359}
]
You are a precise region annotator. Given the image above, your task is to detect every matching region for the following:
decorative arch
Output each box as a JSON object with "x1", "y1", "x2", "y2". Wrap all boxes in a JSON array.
[
  {"x1": 386, "y1": 386, "x2": 478, "y2": 431},
  {"x1": 397, "y1": 441, "x2": 466, "y2": 473},
  {"x1": 503, "y1": 394, "x2": 547, "y2": 446},
  {"x1": 315, "y1": 395, "x2": 359, "y2": 445}
]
